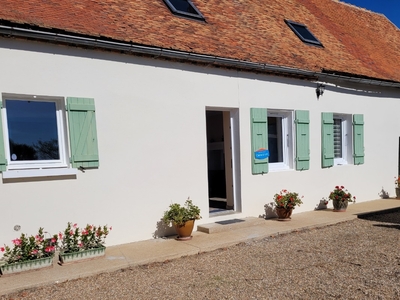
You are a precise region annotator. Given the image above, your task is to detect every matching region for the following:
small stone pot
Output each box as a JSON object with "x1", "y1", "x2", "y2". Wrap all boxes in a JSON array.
[{"x1": 332, "y1": 199, "x2": 348, "y2": 212}]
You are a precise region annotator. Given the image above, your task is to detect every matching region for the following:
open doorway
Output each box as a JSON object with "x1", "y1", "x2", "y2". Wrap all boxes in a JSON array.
[{"x1": 206, "y1": 109, "x2": 240, "y2": 215}]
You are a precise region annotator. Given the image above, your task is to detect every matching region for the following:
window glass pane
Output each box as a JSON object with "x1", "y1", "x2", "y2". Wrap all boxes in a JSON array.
[
  {"x1": 333, "y1": 118, "x2": 342, "y2": 158},
  {"x1": 268, "y1": 116, "x2": 283, "y2": 163},
  {"x1": 6, "y1": 100, "x2": 59, "y2": 161},
  {"x1": 169, "y1": 0, "x2": 198, "y2": 14},
  {"x1": 291, "y1": 24, "x2": 317, "y2": 42}
]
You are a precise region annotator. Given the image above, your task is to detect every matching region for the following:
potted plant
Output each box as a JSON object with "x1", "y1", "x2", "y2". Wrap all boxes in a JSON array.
[
  {"x1": 328, "y1": 185, "x2": 356, "y2": 212},
  {"x1": 395, "y1": 177, "x2": 400, "y2": 199},
  {"x1": 58, "y1": 222, "x2": 111, "y2": 265},
  {"x1": 273, "y1": 189, "x2": 303, "y2": 221},
  {"x1": 0, "y1": 227, "x2": 57, "y2": 275},
  {"x1": 162, "y1": 199, "x2": 201, "y2": 240}
]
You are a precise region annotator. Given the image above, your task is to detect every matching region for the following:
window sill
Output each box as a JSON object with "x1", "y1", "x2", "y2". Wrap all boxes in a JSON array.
[
  {"x1": 2, "y1": 168, "x2": 78, "y2": 179},
  {"x1": 269, "y1": 163, "x2": 292, "y2": 172}
]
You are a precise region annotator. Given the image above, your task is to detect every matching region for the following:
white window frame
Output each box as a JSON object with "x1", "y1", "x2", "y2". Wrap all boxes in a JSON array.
[
  {"x1": 268, "y1": 110, "x2": 294, "y2": 171},
  {"x1": 1, "y1": 93, "x2": 70, "y2": 171},
  {"x1": 333, "y1": 113, "x2": 352, "y2": 166}
]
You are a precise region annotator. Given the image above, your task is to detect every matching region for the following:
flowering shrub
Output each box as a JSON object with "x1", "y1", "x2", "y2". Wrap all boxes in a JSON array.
[
  {"x1": 58, "y1": 223, "x2": 111, "y2": 253},
  {"x1": 0, "y1": 228, "x2": 57, "y2": 265},
  {"x1": 329, "y1": 186, "x2": 356, "y2": 202},
  {"x1": 273, "y1": 189, "x2": 303, "y2": 210}
]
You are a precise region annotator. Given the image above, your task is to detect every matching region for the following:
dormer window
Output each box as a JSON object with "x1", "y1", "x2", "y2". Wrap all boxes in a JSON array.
[
  {"x1": 285, "y1": 20, "x2": 323, "y2": 47},
  {"x1": 163, "y1": 0, "x2": 205, "y2": 21}
]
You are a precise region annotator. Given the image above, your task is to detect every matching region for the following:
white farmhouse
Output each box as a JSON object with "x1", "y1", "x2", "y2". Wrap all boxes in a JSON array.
[{"x1": 0, "y1": 0, "x2": 399, "y2": 246}]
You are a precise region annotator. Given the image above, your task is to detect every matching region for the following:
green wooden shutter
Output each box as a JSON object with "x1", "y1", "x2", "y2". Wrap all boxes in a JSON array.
[
  {"x1": 321, "y1": 112, "x2": 334, "y2": 168},
  {"x1": 353, "y1": 114, "x2": 364, "y2": 165},
  {"x1": 0, "y1": 101, "x2": 7, "y2": 171},
  {"x1": 67, "y1": 97, "x2": 99, "y2": 168},
  {"x1": 295, "y1": 110, "x2": 310, "y2": 171},
  {"x1": 251, "y1": 108, "x2": 268, "y2": 174}
]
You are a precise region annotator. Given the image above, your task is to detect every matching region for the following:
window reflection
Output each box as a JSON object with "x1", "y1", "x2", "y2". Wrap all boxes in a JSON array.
[{"x1": 6, "y1": 100, "x2": 60, "y2": 161}]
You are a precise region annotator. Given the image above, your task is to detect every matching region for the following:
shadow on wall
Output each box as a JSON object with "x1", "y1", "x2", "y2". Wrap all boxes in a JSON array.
[
  {"x1": 153, "y1": 220, "x2": 177, "y2": 238},
  {"x1": 261, "y1": 202, "x2": 278, "y2": 219},
  {"x1": 261, "y1": 199, "x2": 330, "y2": 218},
  {"x1": 315, "y1": 199, "x2": 328, "y2": 210}
]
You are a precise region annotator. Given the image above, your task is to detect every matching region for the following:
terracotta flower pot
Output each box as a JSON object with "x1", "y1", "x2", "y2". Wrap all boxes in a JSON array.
[
  {"x1": 275, "y1": 207, "x2": 293, "y2": 221},
  {"x1": 173, "y1": 219, "x2": 195, "y2": 240}
]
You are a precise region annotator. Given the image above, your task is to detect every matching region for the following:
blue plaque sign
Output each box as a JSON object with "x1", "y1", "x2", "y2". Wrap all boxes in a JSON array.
[{"x1": 255, "y1": 148, "x2": 269, "y2": 160}]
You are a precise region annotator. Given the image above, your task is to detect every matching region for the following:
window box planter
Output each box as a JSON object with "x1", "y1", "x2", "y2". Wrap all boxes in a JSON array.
[
  {"x1": 0, "y1": 256, "x2": 53, "y2": 276},
  {"x1": 59, "y1": 246, "x2": 106, "y2": 265}
]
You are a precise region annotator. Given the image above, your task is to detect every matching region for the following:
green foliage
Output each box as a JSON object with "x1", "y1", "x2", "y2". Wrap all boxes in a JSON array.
[
  {"x1": 273, "y1": 189, "x2": 303, "y2": 210},
  {"x1": 1, "y1": 227, "x2": 57, "y2": 265},
  {"x1": 329, "y1": 186, "x2": 356, "y2": 202},
  {"x1": 162, "y1": 199, "x2": 201, "y2": 226},
  {"x1": 59, "y1": 222, "x2": 111, "y2": 253}
]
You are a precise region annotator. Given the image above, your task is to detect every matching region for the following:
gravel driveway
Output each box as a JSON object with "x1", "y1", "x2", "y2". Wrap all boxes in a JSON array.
[{"x1": 2, "y1": 210, "x2": 400, "y2": 300}]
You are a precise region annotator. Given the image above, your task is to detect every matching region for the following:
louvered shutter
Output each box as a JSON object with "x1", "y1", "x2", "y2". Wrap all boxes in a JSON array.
[
  {"x1": 295, "y1": 110, "x2": 310, "y2": 170},
  {"x1": 353, "y1": 114, "x2": 364, "y2": 165},
  {"x1": 251, "y1": 108, "x2": 268, "y2": 174},
  {"x1": 67, "y1": 97, "x2": 99, "y2": 168},
  {"x1": 321, "y1": 112, "x2": 334, "y2": 168},
  {"x1": 333, "y1": 119, "x2": 342, "y2": 158}
]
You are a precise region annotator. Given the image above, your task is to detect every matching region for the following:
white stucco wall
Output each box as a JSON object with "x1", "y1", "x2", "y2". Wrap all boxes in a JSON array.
[{"x1": 0, "y1": 38, "x2": 399, "y2": 247}]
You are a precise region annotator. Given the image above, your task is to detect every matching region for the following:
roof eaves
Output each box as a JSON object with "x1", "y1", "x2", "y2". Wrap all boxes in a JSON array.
[{"x1": 1, "y1": 23, "x2": 399, "y2": 89}]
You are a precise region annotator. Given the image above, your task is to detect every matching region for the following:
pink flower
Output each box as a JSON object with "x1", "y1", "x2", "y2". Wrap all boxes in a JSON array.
[
  {"x1": 35, "y1": 235, "x2": 44, "y2": 241},
  {"x1": 73, "y1": 223, "x2": 78, "y2": 228},
  {"x1": 59, "y1": 233, "x2": 63, "y2": 239},
  {"x1": 82, "y1": 229, "x2": 88, "y2": 236},
  {"x1": 12, "y1": 238, "x2": 21, "y2": 246},
  {"x1": 51, "y1": 238, "x2": 56, "y2": 243},
  {"x1": 109, "y1": 226, "x2": 112, "y2": 231},
  {"x1": 31, "y1": 249, "x2": 38, "y2": 255},
  {"x1": 78, "y1": 242, "x2": 83, "y2": 248},
  {"x1": 0, "y1": 247, "x2": 5, "y2": 252},
  {"x1": 45, "y1": 246, "x2": 55, "y2": 253},
  {"x1": 70, "y1": 230, "x2": 74, "y2": 236}
]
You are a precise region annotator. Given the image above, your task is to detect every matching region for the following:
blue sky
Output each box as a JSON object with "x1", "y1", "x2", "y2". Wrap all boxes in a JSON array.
[{"x1": 343, "y1": 0, "x2": 400, "y2": 28}]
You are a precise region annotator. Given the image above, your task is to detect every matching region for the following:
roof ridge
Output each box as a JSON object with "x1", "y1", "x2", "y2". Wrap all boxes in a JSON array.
[
  {"x1": 335, "y1": 0, "x2": 399, "y2": 30},
  {"x1": 335, "y1": 0, "x2": 384, "y2": 16}
]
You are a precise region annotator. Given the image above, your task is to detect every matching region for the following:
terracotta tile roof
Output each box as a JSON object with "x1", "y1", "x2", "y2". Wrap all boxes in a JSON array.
[{"x1": 0, "y1": 0, "x2": 399, "y2": 83}]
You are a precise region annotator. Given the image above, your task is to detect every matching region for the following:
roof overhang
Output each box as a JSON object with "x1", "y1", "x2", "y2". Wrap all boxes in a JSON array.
[{"x1": 1, "y1": 23, "x2": 400, "y2": 89}]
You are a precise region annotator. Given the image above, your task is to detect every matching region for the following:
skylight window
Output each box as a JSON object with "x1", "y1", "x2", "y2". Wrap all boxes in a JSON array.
[
  {"x1": 285, "y1": 20, "x2": 323, "y2": 47},
  {"x1": 163, "y1": 0, "x2": 205, "y2": 21}
]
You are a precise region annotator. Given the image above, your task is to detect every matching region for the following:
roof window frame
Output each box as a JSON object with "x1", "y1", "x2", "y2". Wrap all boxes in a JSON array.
[
  {"x1": 285, "y1": 20, "x2": 323, "y2": 47},
  {"x1": 163, "y1": 0, "x2": 205, "y2": 21}
]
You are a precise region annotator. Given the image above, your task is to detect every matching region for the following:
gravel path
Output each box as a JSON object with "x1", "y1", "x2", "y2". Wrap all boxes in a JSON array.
[{"x1": 2, "y1": 211, "x2": 400, "y2": 300}]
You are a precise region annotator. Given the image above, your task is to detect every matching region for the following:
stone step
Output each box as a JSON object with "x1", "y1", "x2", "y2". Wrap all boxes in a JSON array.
[{"x1": 197, "y1": 217, "x2": 265, "y2": 234}]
